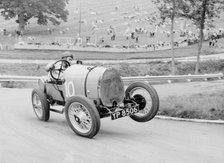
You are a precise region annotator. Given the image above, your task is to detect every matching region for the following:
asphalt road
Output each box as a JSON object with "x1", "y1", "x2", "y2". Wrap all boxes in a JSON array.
[{"x1": 0, "y1": 88, "x2": 224, "y2": 163}]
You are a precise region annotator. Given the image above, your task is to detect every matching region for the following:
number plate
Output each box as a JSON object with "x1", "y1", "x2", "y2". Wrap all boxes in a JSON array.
[{"x1": 111, "y1": 106, "x2": 139, "y2": 120}]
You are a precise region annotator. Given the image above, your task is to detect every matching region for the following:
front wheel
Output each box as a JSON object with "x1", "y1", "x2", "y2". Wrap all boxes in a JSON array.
[
  {"x1": 31, "y1": 88, "x2": 50, "y2": 121},
  {"x1": 125, "y1": 82, "x2": 159, "y2": 122},
  {"x1": 65, "y1": 96, "x2": 101, "y2": 138}
]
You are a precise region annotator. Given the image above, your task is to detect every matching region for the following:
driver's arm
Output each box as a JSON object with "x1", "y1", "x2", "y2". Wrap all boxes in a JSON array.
[{"x1": 45, "y1": 61, "x2": 55, "y2": 72}]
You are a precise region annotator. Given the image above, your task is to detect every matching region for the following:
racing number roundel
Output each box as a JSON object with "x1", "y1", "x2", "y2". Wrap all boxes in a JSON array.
[{"x1": 65, "y1": 81, "x2": 75, "y2": 97}]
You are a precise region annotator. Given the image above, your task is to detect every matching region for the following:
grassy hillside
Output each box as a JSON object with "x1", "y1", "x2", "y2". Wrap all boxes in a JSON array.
[
  {"x1": 0, "y1": 0, "x2": 156, "y2": 45},
  {"x1": 0, "y1": 0, "x2": 224, "y2": 47}
]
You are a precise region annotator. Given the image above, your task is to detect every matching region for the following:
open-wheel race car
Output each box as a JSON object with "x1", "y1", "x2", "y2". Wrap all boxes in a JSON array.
[{"x1": 31, "y1": 57, "x2": 159, "y2": 138}]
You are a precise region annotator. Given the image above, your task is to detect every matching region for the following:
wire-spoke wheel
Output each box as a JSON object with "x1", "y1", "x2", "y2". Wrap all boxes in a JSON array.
[
  {"x1": 125, "y1": 82, "x2": 159, "y2": 122},
  {"x1": 65, "y1": 96, "x2": 100, "y2": 138},
  {"x1": 31, "y1": 88, "x2": 50, "y2": 121}
]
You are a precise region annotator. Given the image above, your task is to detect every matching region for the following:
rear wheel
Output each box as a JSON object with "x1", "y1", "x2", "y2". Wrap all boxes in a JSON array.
[
  {"x1": 65, "y1": 96, "x2": 100, "y2": 138},
  {"x1": 31, "y1": 88, "x2": 50, "y2": 121},
  {"x1": 125, "y1": 82, "x2": 159, "y2": 122}
]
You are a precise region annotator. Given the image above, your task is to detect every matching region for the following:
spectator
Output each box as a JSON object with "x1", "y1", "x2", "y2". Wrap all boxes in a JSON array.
[
  {"x1": 135, "y1": 36, "x2": 139, "y2": 43},
  {"x1": 47, "y1": 28, "x2": 53, "y2": 34},
  {"x1": 86, "y1": 36, "x2": 90, "y2": 44},
  {"x1": 3, "y1": 29, "x2": 7, "y2": 36},
  {"x1": 209, "y1": 38, "x2": 213, "y2": 46},
  {"x1": 77, "y1": 37, "x2": 82, "y2": 46},
  {"x1": 15, "y1": 30, "x2": 22, "y2": 37}
]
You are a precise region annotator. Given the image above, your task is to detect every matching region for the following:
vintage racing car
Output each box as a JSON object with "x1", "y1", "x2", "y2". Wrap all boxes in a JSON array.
[{"x1": 31, "y1": 58, "x2": 159, "y2": 138}]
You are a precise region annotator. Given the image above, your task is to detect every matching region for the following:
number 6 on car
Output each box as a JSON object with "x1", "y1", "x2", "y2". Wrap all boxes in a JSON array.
[{"x1": 31, "y1": 59, "x2": 159, "y2": 138}]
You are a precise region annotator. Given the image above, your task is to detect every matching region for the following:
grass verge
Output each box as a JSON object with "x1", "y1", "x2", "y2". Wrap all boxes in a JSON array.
[
  {"x1": 0, "y1": 59, "x2": 224, "y2": 77},
  {"x1": 159, "y1": 91, "x2": 224, "y2": 120}
]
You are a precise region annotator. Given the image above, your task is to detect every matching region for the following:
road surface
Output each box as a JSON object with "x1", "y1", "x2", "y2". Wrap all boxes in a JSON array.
[
  {"x1": 0, "y1": 88, "x2": 223, "y2": 163},
  {"x1": 1, "y1": 53, "x2": 224, "y2": 64}
]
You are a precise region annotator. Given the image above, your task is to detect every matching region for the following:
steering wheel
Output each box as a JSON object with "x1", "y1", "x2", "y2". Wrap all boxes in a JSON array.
[{"x1": 50, "y1": 59, "x2": 70, "y2": 81}]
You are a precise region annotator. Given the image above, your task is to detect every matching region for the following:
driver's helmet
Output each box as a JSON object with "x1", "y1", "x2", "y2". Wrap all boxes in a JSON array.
[
  {"x1": 61, "y1": 53, "x2": 73, "y2": 62},
  {"x1": 61, "y1": 54, "x2": 73, "y2": 68}
]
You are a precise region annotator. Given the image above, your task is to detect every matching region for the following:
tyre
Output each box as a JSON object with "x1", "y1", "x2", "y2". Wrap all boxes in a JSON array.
[
  {"x1": 125, "y1": 82, "x2": 159, "y2": 122},
  {"x1": 65, "y1": 96, "x2": 101, "y2": 138},
  {"x1": 31, "y1": 88, "x2": 50, "y2": 121}
]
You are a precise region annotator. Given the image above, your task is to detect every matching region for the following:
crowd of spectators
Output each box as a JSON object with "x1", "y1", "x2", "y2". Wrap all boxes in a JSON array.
[
  {"x1": 4, "y1": 9, "x2": 222, "y2": 52},
  {"x1": 15, "y1": 27, "x2": 224, "y2": 52}
]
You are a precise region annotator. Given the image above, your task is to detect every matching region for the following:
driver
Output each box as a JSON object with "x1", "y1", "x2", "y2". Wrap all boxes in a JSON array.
[{"x1": 45, "y1": 54, "x2": 73, "y2": 83}]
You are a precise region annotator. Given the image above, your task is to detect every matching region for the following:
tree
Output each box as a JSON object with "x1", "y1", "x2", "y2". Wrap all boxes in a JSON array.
[
  {"x1": 195, "y1": 0, "x2": 208, "y2": 74},
  {"x1": 170, "y1": 0, "x2": 176, "y2": 75},
  {"x1": 0, "y1": 0, "x2": 69, "y2": 32},
  {"x1": 179, "y1": 0, "x2": 223, "y2": 74},
  {"x1": 154, "y1": 0, "x2": 224, "y2": 74},
  {"x1": 153, "y1": 0, "x2": 184, "y2": 75}
]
